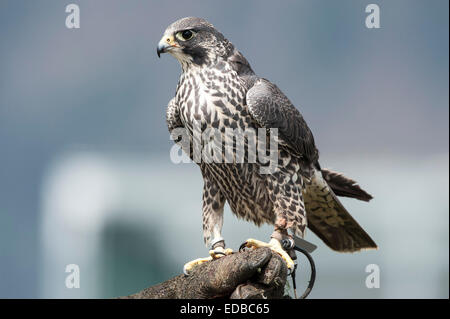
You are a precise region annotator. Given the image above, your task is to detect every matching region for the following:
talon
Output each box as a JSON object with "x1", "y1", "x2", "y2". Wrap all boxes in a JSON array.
[
  {"x1": 243, "y1": 238, "x2": 295, "y2": 270},
  {"x1": 239, "y1": 241, "x2": 248, "y2": 252},
  {"x1": 183, "y1": 248, "x2": 233, "y2": 275},
  {"x1": 209, "y1": 247, "x2": 233, "y2": 258},
  {"x1": 183, "y1": 256, "x2": 213, "y2": 275}
]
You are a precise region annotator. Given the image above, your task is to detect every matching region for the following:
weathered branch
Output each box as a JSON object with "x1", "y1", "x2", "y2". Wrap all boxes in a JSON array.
[{"x1": 118, "y1": 247, "x2": 289, "y2": 299}]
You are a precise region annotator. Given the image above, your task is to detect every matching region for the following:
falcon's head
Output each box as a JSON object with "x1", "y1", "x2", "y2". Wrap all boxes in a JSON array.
[{"x1": 157, "y1": 17, "x2": 234, "y2": 67}]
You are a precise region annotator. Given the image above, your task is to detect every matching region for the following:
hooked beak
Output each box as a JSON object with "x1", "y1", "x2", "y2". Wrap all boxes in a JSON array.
[{"x1": 157, "y1": 34, "x2": 178, "y2": 58}]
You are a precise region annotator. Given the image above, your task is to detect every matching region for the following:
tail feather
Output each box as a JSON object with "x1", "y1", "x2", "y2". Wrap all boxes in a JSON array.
[
  {"x1": 321, "y1": 168, "x2": 373, "y2": 202},
  {"x1": 303, "y1": 170, "x2": 377, "y2": 252}
]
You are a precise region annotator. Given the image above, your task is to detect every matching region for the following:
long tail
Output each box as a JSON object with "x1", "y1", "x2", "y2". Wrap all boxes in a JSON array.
[
  {"x1": 303, "y1": 170, "x2": 377, "y2": 252},
  {"x1": 321, "y1": 168, "x2": 373, "y2": 202}
]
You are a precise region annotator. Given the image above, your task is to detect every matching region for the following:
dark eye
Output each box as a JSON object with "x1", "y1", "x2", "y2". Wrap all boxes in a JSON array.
[
  {"x1": 176, "y1": 30, "x2": 195, "y2": 41},
  {"x1": 182, "y1": 30, "x2": 192, "y2": 39}
]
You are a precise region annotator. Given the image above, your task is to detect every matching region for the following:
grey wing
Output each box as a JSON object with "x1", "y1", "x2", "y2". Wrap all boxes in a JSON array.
[
  {"x1": 166, "y1": 97, "x2": 193, "y2": 159},
  {"x1": 321, "y1": 168, "x2": 373, "y2": 202},
  {"x1": 246, "y1": 78, "x2": 319, "y2": 165},
  {"x1": 166, "y1": 97, "x2": 183, "y2": 132}
]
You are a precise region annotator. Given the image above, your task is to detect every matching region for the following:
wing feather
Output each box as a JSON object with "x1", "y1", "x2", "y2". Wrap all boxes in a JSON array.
[{"x1": 245, "y1": 78, "x2": 319, "y2": 164}]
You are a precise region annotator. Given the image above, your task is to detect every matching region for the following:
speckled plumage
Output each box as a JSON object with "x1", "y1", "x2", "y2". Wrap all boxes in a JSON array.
[{"x1": 160, "y1": 17, "x2": 377, "y2": 252}]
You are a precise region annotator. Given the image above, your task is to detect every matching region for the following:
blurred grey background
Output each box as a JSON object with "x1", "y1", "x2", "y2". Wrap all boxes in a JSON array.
[{"x1": 0, "y1": 0, "x2": 448, "y2": 298}]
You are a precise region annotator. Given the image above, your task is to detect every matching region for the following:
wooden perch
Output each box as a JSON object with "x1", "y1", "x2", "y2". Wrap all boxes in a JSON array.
[{"x1": 118, "y1": 247, "x2": 289, "y2": 299}]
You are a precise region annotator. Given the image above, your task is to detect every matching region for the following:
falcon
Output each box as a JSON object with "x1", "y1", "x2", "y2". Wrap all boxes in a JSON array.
[{"x1": 157, "y1": 17, "x2": 377, "y2": 273}]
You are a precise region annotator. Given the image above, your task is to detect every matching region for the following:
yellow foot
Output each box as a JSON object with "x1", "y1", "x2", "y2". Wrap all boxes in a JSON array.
[
  {"x1": 183, "y1": 247, "x2": 233, "y2": 275},
  {"x1": 241, "y1": 238, "x2": 295, "y2": 270}
]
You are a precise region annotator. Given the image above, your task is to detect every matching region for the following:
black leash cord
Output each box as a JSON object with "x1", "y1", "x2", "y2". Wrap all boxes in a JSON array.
[{"x1": 291, "y1": 245, "x2": 316, "y2": 299}]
